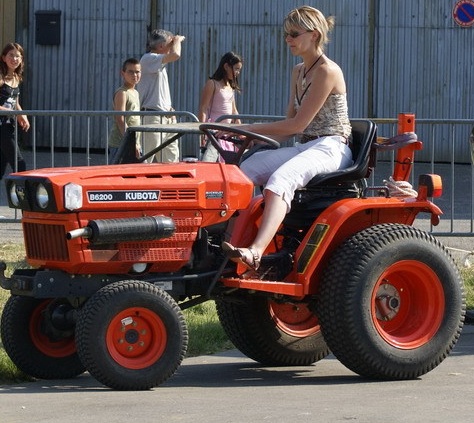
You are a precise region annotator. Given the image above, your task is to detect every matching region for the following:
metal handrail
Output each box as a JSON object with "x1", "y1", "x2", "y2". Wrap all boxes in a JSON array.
[{"x1": 1, "y1": 110, "x2": 473, "y2": 238}]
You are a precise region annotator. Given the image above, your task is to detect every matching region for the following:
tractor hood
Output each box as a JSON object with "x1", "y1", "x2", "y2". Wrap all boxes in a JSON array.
[{"x1": 5, "y1": 162, "x2": 254, "y2": 214}]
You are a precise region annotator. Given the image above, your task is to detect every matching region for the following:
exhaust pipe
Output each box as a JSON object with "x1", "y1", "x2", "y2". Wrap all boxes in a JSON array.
[{"x1": 67, "y1": 215, "x2": 175, "y2": 244}]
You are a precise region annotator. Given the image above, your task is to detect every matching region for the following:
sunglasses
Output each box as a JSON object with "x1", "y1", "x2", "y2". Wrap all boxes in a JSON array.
[{"x1": 284, "y1": 30, "x2": 311, "y2": 39}]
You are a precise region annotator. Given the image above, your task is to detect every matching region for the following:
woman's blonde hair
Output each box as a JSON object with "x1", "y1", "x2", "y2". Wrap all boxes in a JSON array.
[{"x1": 284, "y1": 6, "x2": 335, "y2": 51}]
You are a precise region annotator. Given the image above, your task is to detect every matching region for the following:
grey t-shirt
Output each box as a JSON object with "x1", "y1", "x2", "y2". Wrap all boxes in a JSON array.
[{"x1": 136, "y1": 52, "x2": 172, "y2": 111}]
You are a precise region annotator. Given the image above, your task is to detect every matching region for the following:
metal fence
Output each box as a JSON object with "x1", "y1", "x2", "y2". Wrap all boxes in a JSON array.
[{"x1": 1, "y1": 110, "x2": 473, "y2": 237}]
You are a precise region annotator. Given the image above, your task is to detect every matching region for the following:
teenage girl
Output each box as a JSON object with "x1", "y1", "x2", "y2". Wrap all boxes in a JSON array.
[
  {"x1": 0, "y1": 42, "x2": 29, "y2": 178},
  {"x1": 198, "y1": 51, "x2": 243, "y2": 162}
]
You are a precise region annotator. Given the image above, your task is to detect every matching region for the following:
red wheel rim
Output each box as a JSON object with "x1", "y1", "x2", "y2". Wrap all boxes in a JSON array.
[
  {"x1": 29, "y1": 300, "x2": 76, "y2": 357},
  {"x1": 269, "y1": 300, "x2": 320, "y2": 337},
  {"x1": 372, "y1": 260, "x2": 445, "y2": 349},
  {"x1": 106, "y1": 307, "x2": 167, "y2": 369}
]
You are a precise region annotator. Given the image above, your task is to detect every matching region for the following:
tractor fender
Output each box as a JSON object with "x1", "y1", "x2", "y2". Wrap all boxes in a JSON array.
[{"x1": 292, "y1": 196, "x2": 443, "y2": 293}]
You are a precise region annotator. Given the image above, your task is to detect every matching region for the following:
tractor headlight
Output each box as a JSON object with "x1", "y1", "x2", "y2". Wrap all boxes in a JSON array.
[
  {"x1": 9, "y1": 182, "x2": 20, "y2": 207},
  {"x1": 64, "y1": 183, "x2": 83, "y2": 210},
  {"x1": 36, "y1": 183, "x2": 49, "y2": 209}
]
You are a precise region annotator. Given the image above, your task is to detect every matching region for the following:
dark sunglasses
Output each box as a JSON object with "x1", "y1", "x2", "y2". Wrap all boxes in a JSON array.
[{"x1": 284, "y1": 30, "x2": 311, "y2": 39}]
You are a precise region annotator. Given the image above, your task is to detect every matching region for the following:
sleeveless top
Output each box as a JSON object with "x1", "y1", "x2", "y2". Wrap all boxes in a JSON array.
[
  {"x1": 108, "y1": 86, "x2": 141, "y2": 148},
  {"x1": 294, "y1": 72, "x2": 352, "y2": 142},
  {"x1": 0, "y1": 82, "x2": 20, "y2": 125},
  {"x1": 207, "y1": 80, "x2": 235, "y2": 123}
]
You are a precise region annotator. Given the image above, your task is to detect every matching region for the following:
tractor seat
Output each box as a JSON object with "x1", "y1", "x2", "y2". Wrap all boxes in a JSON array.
[
  {"x1": 284, "y1": 119, "x2": 377, "y2": 227},
  {"x1": 305, "y1": 119, "x2": 377, "y2": 188}
]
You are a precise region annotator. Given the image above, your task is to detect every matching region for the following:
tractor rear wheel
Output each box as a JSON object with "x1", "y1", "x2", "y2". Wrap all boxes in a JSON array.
[
  {"x1": 317, "y1": 223, "x2": 465, "y2": 379},
  {"x1": 216, "y1": 294, "x2": 329, "y2": 366},
  {"x1": 75, "y1": 280, "x2": 188, "y2": 390},
  {"x1": 1, "y1": 296, "x2": 85, "y2": 379}
]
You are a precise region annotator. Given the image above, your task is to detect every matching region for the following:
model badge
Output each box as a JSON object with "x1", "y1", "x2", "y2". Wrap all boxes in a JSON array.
[{"x1": 88, "y1": 190, "x2": 160, "y2": 202}]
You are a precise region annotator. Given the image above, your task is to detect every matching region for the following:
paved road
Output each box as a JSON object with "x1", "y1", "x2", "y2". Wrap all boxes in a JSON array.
[{"x1": 0, "y1": 324, "x2": 473, "y2": 423}]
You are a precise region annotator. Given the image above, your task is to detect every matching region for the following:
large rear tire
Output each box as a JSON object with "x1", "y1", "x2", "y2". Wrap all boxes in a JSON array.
[
  {"x1": 216, "y1": 294, "x2": 329, "y2": 366},
  {"x1": 75, "y1": 280, "x2": 188, "y2": 390},
  {"x1": 1, "y1": 296, "x2": 85, "y2": 379},
  {"x1": 318, "y1": 223, "x2": 465, "y2": 379}
]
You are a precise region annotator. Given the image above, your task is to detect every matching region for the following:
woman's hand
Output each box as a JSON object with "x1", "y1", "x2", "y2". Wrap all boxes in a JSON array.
[
  {"x1": 216, "y1": 123, "x2": 252, "y2": 140},
  {"x1": 17, "y1": 115, "x2": 30, "y2": 132}
]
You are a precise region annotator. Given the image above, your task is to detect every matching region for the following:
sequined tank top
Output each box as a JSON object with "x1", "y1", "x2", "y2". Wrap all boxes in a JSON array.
[{"x1": 295, "y1": 93, "x2": 352, "y2": 143}]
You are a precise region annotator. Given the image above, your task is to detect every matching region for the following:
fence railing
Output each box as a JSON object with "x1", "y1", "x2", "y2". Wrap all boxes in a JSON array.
[{"x1": 1, "y1": 110, "x2": 473, "y2": 237}]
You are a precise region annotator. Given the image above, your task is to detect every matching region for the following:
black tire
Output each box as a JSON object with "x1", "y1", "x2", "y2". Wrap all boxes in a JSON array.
[
  {"x1": 75, "y1": 280, "x2": 188, "y2": 390},
  {"x1": 317, "y1": 223, "x2": 465, "y2": 379},
  {"x1": 216, "y1": 295, "x2": 329, "y2": 366},
  {"x1": 0, "y1": 296, "x2": 85, "y2": 379}
]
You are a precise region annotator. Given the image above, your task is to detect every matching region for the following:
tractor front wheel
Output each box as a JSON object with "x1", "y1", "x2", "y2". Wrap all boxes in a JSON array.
[{"x1": 75, "y1": 280, "x2": 188, "y2": 390}]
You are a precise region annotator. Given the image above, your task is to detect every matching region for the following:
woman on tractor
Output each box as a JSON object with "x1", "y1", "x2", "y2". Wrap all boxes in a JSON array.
[{"x1": 222, "y1": 5, "x2": 353, "y2": 270}]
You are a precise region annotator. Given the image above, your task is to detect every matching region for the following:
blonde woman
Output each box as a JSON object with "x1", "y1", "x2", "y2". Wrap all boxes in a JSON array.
[{"x1": 223, "y1": 6, "x2": 352, "y2": 270}]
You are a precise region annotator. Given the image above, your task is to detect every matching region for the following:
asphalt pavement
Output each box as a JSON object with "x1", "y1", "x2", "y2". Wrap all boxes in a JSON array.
[{"x1": 0, "y1": 324, "x2": 473, "y2": 423}]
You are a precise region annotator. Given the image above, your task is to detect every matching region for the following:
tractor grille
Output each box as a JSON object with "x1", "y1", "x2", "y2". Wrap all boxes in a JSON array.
[
  {"x1": 118, "y1": 216, "x2": 201, "y2": 266},
  {"x1": 160, "y1": 189, "x2": 197, "y2": 200},
  {"x1": 23, "y1": 222, "x2": 69, "y2": 261}
]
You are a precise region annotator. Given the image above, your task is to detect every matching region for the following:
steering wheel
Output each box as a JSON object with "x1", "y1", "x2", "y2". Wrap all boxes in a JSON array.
[{"x1": 199, "y1": 123, "x2": 280, "y2": 165}]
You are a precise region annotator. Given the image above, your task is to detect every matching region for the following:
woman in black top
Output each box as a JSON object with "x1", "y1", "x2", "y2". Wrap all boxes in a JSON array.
[{"x1": 0, "y1": 42, "x2": 30, "y2": 178}]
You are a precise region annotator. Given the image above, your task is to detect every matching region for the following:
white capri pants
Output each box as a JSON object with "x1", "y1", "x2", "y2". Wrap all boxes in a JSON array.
[{"x1": 240, "y1": 136, "x2": 353, "y2": 212}]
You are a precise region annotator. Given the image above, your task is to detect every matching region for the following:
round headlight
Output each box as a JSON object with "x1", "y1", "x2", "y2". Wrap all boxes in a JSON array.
[
  {"x1": 9, "y1": 183, "x2": 19, "y2": 207},
  {"x1": 36, "y1": 183, "x2": 49, "y2": 209}
]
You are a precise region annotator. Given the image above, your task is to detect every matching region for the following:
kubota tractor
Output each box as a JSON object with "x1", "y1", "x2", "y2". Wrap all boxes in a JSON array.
[{"x1": 0, "y1": 114, "x2": 465, "y2": 390}]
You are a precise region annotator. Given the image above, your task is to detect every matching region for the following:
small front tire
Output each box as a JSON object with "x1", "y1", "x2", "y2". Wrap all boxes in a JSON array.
[{"x1": 75, "y1": 280, "x2": 188, "y2": 390}]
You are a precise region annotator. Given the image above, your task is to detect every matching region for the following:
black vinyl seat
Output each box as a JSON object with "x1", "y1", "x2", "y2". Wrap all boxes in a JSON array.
[{"x1": 304, "y1": 119, "x2": 377, "y2": 187}]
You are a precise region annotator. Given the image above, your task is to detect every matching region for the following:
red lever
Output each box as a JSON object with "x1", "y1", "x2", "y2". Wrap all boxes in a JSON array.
[{"x1": 392, "y1": 113, "x2": 423, "y2": 181}]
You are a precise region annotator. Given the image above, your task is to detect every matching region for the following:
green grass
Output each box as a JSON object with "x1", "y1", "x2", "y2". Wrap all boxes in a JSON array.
[
  {"x1": 461, "y1": 268, "x2": 474, "y2": 309},
  {"x1": 1, "y1": 242, "x2": 473, "y2": 385},
  {"x1": 183, "y1": 302, "x2": 234, "y2": 357}
]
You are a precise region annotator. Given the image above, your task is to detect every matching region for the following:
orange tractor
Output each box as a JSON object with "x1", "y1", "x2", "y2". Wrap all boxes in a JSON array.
[{"x1": 0, "y1": 114, "x2": 465, "y2": 390}]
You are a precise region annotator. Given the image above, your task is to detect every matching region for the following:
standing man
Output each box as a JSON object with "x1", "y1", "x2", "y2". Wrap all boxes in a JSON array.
[{"x1": 137, "y1": 29, "x2": 185, "y2": 162}]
